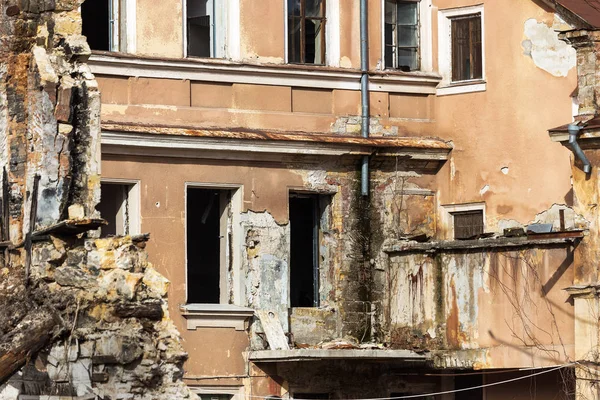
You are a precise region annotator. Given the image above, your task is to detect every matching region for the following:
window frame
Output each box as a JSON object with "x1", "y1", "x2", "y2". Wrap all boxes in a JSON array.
[
  {"x1": 381, "y1": 0, "x2": 432, "y2": 72},
  {"x1": 383, "y1": 0, "x2": 421, "y2": 71},
  {"x1": 286, "y1": 0, "x2": 328, "y2": 65},
  {"x1": 441, "y1": 202, "x2": 486, "y2": 241},
  {"x1": 99, "y1": 178, "x2": 141, "y2": 237},
  {"x1": 437, "y1": 4, "x2": 486, "y2": 96},
  {"x1": 183, "y1": 0, "x2": 235, "y2": 59},
  {"x1": 81, "y1": 0, "x2": 136, "y2": 53},
  {"x1": 184, "y1": 182, "x2": 243, "y2": 306}
]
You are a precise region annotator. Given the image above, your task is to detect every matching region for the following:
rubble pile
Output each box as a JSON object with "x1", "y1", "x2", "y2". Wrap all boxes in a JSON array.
[{"x1": 1, "y1": 234, "x2": 193, "y2": 399}]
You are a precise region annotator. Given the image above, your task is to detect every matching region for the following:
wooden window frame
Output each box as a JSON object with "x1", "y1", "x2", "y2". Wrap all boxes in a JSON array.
[
  {"x1": 441, "y1": 202, "x2": 486, "y2": 241},
  {"x1": 452, "y1": 210, "x2": 484, "y2": 240},
  {"x1": 437, "y1": 5, "x2": 485, "y2": 95},
  {"x1": 288, "y1": 0, "x2": 327, "y2": 65},
  {"x1": 450, "y1": 13, "x2": 482, "y2": 82},
  {"x1": 384, "y1": 0, "x2": 421, "y2": 71}
]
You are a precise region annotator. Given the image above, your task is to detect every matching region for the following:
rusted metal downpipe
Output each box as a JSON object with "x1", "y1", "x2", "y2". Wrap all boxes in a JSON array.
[
  {"x1": 360, "y1": 0, "x2": 370, "y2": 196},
  {"x1": 568, "y1": 124, "x2": 592, "y2": 174}
]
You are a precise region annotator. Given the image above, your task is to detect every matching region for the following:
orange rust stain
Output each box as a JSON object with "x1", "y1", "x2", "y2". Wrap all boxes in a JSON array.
[
  {"x1": 446, "y1": 277, "x2": 463, "y2": 349},
  {"x1": 101, "y1": 122, "x2": 453, "y2": 150}
]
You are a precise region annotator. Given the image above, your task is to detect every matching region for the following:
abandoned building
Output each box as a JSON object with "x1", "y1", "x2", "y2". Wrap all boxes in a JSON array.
[{"x1": 3, "y1": 0, "x2": 600, "y2": 399}]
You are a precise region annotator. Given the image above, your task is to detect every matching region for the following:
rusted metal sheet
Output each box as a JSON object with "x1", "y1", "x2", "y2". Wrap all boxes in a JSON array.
[{"x1": 101, "y1": 122, "x2": 453, "y2": 150}]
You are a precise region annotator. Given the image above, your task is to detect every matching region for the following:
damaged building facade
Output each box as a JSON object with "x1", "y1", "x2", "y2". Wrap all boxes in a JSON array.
[{"x1": 1, "y1": 0, "x2": 598, "y2": 399}]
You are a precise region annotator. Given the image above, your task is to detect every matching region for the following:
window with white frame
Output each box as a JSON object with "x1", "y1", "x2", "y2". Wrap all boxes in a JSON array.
[
  {"x1": 287, "y1": 0, "x2": 327, "y2": 65},
  {"x1": 384, "y1": 0, "x2": 420, "y2": 71},
  {"x1": 438, "y1": 5, "x2": 485, "y2": 95},
  {"x1": 81, "y1": 0, "x2": 136, "y2": 52},
  {"x1": 441, "y1": 202, "x2": 485, "y2": 240},
  {"x1": 97, "y1": 180, "x2": 140, "y2": 237},
  {"x1": 186, "y1": 0, "x2": 227, "y2": 58}
]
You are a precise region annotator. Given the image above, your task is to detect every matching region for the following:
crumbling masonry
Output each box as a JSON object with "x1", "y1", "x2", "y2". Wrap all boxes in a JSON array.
[{"x1": 0, "y1": 1, "x2": 192, "y2": 398}]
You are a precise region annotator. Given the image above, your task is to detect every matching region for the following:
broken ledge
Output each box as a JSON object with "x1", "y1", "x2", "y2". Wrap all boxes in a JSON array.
[
  {"x1": 247, "y1": 349, "x2": 430, "y2": 363},
  {"x1": 383, "y1": 234, "x2": 583, "y2": 254},
  {"x1": 180, "y1": 304, "x2": 254, "y2": 331},
  {"x1": 100, "y1": 122, "x2": 452, "y2": 164}
]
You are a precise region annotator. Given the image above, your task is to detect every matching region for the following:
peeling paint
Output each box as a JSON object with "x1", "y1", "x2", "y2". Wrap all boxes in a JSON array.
[{"x1": 522, "y1": 18, "x2": 576, "y2": 77}]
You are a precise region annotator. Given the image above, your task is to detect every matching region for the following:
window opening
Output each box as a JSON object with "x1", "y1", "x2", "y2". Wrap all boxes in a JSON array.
[
  {"x1": 187, "y1": 0, "x2": 217, "y2": 57},
  {"x1": 82, "y1": 0, "x2": 126, "y2": 51},
  {"x1": 98, "y1": 182, "x2": 136, "y2": 237},
  {"x1": 453, "y1": 210, "x2": 484, "y2": 240},
  {"x1": 288, "y1": 0, "x2": 326, "y2": 64},
  {"x1": 450, "y1": 13, "x2": 482, "y2": 82},
  {"x1": 384, "y1": 0, "x2": 420, "y2": 71},
  {"x1": 289, "y1": 193, "x2": 326, "y2": 308},
  {"x1": 187, "y1": 187, "x2": 232, "y2": 304}
]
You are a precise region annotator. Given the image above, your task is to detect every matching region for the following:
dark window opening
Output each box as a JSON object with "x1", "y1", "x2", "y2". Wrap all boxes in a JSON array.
[
  {"x1": 451, "y1": 13, "x2": 482, "y2": 82},
  {"x1": 187, "y1": 188, "x2": 230, "y2": 304},
  {"x1": 455, "y1": 372, "x2": 483, "y2": 400},
  {"x1": 187, "y1": 0, "x2": 213, "y2": 57},
  {"x1": 385, "y1": 0, "x2": 420, "y2": 71},
  {"x1": 290, "y1": 194, "x2": 328, "y2": 308},
  {"x1": 81, "y1": 0, "x2": 110, "y2": 51},
  {"x1": 97, "y1": 183, "x2": 134, "y2": 237},
  {"x1": 288, "y1": 0, "x2": 326, "y2": 64},
  {"x1": 453, "y1": 210, "x2": 484, "y2": 240}
]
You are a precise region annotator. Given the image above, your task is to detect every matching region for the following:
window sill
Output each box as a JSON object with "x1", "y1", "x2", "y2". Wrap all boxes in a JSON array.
[
  {"x1": 180, "y1": 304, "x2": 254, "y2": 331},
  {"x1": 436, "y1": 80, "x2": 486, "y2": 96}
]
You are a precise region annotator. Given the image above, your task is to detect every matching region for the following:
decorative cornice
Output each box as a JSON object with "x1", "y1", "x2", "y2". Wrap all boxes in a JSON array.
[{"x1": 89, "y1": 52, "x2": 442, "y2": 94}]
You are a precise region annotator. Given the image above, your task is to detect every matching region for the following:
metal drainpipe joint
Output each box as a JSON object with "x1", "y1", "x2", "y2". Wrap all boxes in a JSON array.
[{"x1": 567, "y1": 124, "x2": 592, "y2": 174}]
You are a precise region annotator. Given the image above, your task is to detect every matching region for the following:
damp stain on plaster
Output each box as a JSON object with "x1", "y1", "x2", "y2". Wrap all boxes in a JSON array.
[{"x1": 522, "y1": 18, "x2": 576, "y2": 77}]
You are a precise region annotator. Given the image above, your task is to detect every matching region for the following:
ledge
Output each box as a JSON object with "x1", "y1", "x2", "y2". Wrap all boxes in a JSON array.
[
  {"x1": 247, "y1": 349, "x2": 430, "y2": 362},
  {"x1": 180, "y1": 304, "x2": 254, "y2": 331},
  {"x1": 101, "y1": 123, "x2": 452, "y2": 163},
  {"x1": 436, "y1": 80, "x2": 486, "y2": 96},
  {"x1": 383, "y1": 233, "x2": 583, "y2": 254},
  {"x1": 89, "y1": 52, "x2": 442, "y2": 94}
]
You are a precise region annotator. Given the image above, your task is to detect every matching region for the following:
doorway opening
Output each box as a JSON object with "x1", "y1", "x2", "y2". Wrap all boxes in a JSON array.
[{"x1": 289, "y1": 193, "x2": 329, "y2": 308}]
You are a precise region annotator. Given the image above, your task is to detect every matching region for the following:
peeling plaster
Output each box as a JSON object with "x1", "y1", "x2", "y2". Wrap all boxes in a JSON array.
[
  {"x1": 501, "y1": 167, "x2": 509, "y2": 175},
  {"x1": 480, "y1": 184, "x2": 490, "y2": 196},
  {"x1": 522, "y1": 18, "x2": 576, "y2": 77}
]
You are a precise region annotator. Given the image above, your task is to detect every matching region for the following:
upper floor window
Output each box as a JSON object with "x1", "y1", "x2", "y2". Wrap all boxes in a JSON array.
[
  {"x1": 450, "y1": 14, "x2": 482, "y2": 82},
  {"x1": 288, "y1": 0, "x2": 326, "y2": 65},
  {"x1": 82, "y1": 0, "x2": 135, "y2": 52},
  {"x1": 186, "y1": 0, "x2": 226, "y2": 58},
  {"x1": 384, "y1": 0, "x2": 420, "y2": 71},
  {"x1": 437, "y1": 5, "x2": 485, "y2": 95}
]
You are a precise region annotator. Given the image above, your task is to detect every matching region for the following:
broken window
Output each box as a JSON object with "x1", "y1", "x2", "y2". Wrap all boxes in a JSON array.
[
  {"x1": 450, "y1": 13, "x2": 482, "y2": 82},
  {"x1": 288, "y1": 0, "x2": 326, "y2": 64},
  {"x1": 384, "y1": 0, "x2": 420, "y2": 71},
  {"x1": 81, "y1": 0, "x2": 129, "y2": 52},
  {"x1": 453, "y1": 210, "x2": 484, "y2": 240},
  {"x1": 186, "y1": 0, "x2": 225, "y2": 58},
  {"x1": 186, "y1": 187, "x2": 233, "y2": 304},
  {"x1": 97, "y1": 182, "x2": 139, "y2": 237},
  {"x1": 289, "y1": 193, "x2": 329, "y2": 308}
]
